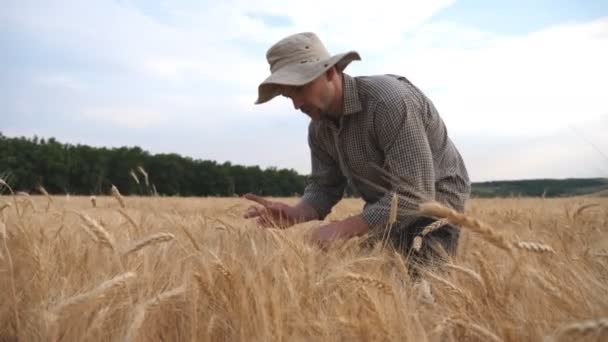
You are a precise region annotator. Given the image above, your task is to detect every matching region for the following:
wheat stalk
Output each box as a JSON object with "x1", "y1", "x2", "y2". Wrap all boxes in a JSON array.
[
  {"x1": 451, "y1": 319, "x2": 503, "y2": 342},
  {"x1": 421, "y1": 218, "x2": 449, "y2": 236},
  {"x1": 554, "y1": 318, "x2": 608, "y2": 341},
  {"x1": 388, "y1": 192, "x2": 398, "y2": 225},
  {"x1": 1, "y1": 220, "x2": 20, "y2": 337},
  {"x1": 572, "y1": 203, "x2": 599, "y2": 219},
  {"x1": 122, "y1": 232, "x2": 175, "y2": 256},
  {"x1": 413, "y1": 236, "x2": 423, "y2": 252},
  {"x1": 424, "y1": 271, "x2": 464, "y2": 296},
  {"x1": 419, "y1": 201, "x2": 513, "y2": 254},
  {"x1": 515, "y1": 241, "x2": 556, "y2": 254},
  {"x1": 137, "y1": 166, "x2": 149, "y2": 186},
  {"x1": 215, "y1": 262, "x2": 232, "y2": 281},
  {"x1": 118, "y1": 208, "x2": 140, "y2": 232},
  {"x1": 129, "y1": 170, "x2": 140, "y2": 185},
  {"x1": 50, "y1": 272, "x2": 136, "y2": 315},
  {"x1": 413, "y1": 278, "x2": 435, "y2": 305},
  {"x1": 37, "y1": 185, "x2": 53, "y2": 211},
  {"x1": 124, "y1": 285, "x2": 186, "y2": 342},
  {"x1": 111, "y1": 185, "x2": 126, "y2": 208},
  {"x1": 0, "y1": 202, "x2": 11, "y2": 213},
  {"x1": 177, "y1": 224, "x2": 201, "y2": 252},
  {"x1": 78, "y1": 212, "x2": 116, "y2": 250},
  {"x1": 341, "y1": 273, "x2": 392, "y2": 294},
  {"x1": 412, "y1": 219, "x2": 450, "y2": 252},
  {"x1": 444, "y1": 263, "x2": 484, "y2": 288}
]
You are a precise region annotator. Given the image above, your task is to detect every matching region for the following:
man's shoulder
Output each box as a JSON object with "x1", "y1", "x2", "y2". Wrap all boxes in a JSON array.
[
  {"x1": 353, "y1": 74, "x2": 422, "y2": 105},
  {"x1": 307, "y1": 119, "x2": 325, "y2": 138}
]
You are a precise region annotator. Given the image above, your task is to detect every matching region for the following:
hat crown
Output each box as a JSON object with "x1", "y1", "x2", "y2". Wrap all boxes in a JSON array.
[{"x1": 266, "y1": 32, "x2": 331, "y2": 73}]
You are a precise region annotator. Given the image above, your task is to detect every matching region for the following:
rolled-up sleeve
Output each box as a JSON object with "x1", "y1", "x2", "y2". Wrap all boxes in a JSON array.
[
  {"x1": 360, "y1": 97, "x2": 435, "y2": 228},
  {"x1": 300, "y1": 124, "x2": 347, "y2": 219}
]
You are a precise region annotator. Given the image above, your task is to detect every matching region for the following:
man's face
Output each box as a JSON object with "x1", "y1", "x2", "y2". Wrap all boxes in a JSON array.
[{"x1": 280, "y1": 72, "x2": 335, "y2": 121}]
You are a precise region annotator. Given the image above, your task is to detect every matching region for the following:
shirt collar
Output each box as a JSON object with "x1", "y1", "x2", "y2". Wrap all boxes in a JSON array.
[{"x1": 342, "y1": 73, "x2": 363, "y2": 116}]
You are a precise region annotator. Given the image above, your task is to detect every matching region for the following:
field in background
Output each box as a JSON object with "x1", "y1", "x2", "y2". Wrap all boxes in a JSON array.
[{"x1": 0, "y1": 195, "x2": 607, "y2": 341}]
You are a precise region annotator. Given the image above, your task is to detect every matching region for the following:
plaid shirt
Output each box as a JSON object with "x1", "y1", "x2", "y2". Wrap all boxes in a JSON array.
[{"x1": 301, "y1": 73, "x2": 470, "y2": 229}]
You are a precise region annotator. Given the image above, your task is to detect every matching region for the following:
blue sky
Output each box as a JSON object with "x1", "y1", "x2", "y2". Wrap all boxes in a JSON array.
[{"x1": 1, "y1": 0, "x2": 607, "y2": 181}]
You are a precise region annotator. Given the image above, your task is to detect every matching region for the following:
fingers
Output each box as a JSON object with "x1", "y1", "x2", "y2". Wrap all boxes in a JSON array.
[
  {"x1": 244, "y1": 205, "x2": 263, "y2": 219},
  {"x1": 244, "y1": 205, "x2": 275, "y2": 227},
  {"x1": 256, "y1": 216, "x2": 273, "y2": 228},
  {"x1": 242, "y1": 195, "x2": 291, "y2": 228},
  {"x1": 242, "y1": 193, "x2": 272, "y2": 207}
]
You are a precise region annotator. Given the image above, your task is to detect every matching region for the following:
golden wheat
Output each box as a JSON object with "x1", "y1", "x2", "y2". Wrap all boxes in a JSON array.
[
  {"x1": 125, "y1": 285, "x2": 187, "y2": 342},
  {"x1": 419, "y1": 201, "x2": 513, "y2": 254},
  {"x1": 515, "y1": 240, "x2": 556, "y2": 254},
  {"x1": 122, "y1": 232, "x2": 175, "y2": 256},
  {"x1": 50, "y1": 272, "x2": 136, "y2": 315},
  {"x1": 554, "y1": 317, "x2": 608, "y2": 341},
  {"x1": 110, "y1": 185, "x2": 126, "y2": 208},
  {"x1": 341, "y1": 273, "x2": 393, "y2": 294},
  {"x1": 0, "y1": 196, "x2": 605, "y2": 341},
  {"x1": 137, "y1": 166, "x2": 149, "y2": 186},
  {"x1": 129, "y1": 170, "x2": 140, "y2": 185},
  {"x1": 77, "y1": 212, "x2": 116, "y2": 250}
]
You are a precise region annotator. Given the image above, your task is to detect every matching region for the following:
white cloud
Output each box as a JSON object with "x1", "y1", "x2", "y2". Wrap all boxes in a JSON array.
[
  {"x1": 462, "y1": 115, "x2": 608, "y2": 181},
  {"x1": 3, "y1": 1, "x2": 608, "y2": 180},
  {"x1": 35, "y1": 73, "x2": 84, "y2": 91},
  {"x1": 378, "y1": 17, "x2": 608, "y2": 137}
]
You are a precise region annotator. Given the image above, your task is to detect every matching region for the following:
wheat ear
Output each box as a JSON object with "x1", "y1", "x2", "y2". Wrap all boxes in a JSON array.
[
  {"x1": 50, "y1": 272, "x2": 136, "y2": 315},
  {"x1": 515, "y1": 241, "x2": 556, "y2": 254},
  {"x1": 78, "y1": 212, "x2": 116, "y2": 250},
  {"x1": 37, "y1": 185, "x2": 53, "y2": 211},
  {"x1": 122, "y1": 232, "x2": 175, "y2": 256},
  {"x1": 137, "y1": 166, "x2": 149, "y2": 186},
  {"x1": 419, "y1": 202, "x2": 512, "y2": 254},
  {"x1": 111, "y1": 185, "x2": 126, "y2": 208},
  {"x1": 124, "y1": 285, "x2": 186, "y2": 342},
  {"x1": 341, "y1": 273, "x2": 392, "y2": 294},
  {"x1": 129, "y1": 170, "x2": 140, "y2": 185},
  {"x1": 554, "y1": 318, "x2": 608, "y2": 341}
]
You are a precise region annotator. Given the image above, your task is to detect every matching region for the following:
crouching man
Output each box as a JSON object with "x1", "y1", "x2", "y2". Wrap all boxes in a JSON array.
[{"x1": 244, "y1": 32, "x2": 470, "y2": 265}]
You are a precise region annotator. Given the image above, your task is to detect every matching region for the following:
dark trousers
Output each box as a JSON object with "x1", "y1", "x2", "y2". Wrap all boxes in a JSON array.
[
  {"x1": 367, "y1": 217, "x2": 460, "y2": 270},
  {"x1": 390, "y1": 216, "x2": 459, "y2": 262}
]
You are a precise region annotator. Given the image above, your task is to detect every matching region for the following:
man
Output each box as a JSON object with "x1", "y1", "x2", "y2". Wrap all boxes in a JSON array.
[{"x1": 244, "y1": 32, "x2": 470, "y2": 263}]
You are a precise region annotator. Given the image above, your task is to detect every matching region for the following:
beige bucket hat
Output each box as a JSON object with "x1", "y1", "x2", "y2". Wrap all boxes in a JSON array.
[{"x1": 255, "y1": 32, "x2": 361, "y2": 104}]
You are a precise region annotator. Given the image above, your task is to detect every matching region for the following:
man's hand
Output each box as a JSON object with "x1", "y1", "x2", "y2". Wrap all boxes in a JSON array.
[
  {"x1": 243, "y1": 193, "x2": 303, "y2": 228},
  {"x1": 311, "y1": 215, "x2": 370, "y2": 249}
]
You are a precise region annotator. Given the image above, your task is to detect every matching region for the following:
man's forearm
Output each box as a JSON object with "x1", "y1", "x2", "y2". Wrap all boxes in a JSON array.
[
  {"x1": 293, "y1": 200, "x2": 321, "y2": 223},
  {"x1": 340, "y1": 215, "x2": 371, "y2": 237}
]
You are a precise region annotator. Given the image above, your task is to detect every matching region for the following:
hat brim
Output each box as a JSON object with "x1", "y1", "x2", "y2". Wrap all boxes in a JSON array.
[{"x1": 255, "y1": 51, "x2": 361, "y2": 105}]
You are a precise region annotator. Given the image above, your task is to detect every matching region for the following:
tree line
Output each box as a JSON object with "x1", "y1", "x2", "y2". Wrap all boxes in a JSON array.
[
  {"x1": 471, "y1": 178, "x2": 608, "y2": 198},
  {"x1": 0, "y1": 132, "x2": 307, "y2": 196},
  {"x1": 3, "y1": 132, "x2": 605, "y2": 198}
]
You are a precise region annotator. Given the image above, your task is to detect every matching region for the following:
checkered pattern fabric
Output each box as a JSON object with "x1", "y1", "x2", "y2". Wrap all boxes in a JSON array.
[{"x1": 300, "y1": 73, "x2": 471, "y2": 229}]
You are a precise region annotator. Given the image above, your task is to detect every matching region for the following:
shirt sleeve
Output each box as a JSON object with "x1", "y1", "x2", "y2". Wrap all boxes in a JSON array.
[
  {"x1": 360, "y1": 96, "x2": 436, "y2": 228},
  {"x1": 300, "y1": 124, "x2": 347, "y2": 220}
]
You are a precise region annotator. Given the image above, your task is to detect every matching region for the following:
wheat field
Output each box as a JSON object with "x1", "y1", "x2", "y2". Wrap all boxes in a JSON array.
[{"x1": 0, "y1": 192, "x2": 607, "y2": 341}]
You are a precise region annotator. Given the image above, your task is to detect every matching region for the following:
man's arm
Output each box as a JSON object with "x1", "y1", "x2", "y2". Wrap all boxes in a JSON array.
[
  {"x1": 291, "y1": 199, "x2": 321, "y2": 223},
  {"x1": 311, "y1": 93, "x2": 434, "y2": 245},
  {"x1": 299, "y1": 123, "x2": 347, "y2": 220},
  {"x1": 245, "y1": 124, "x2": 346, "y2": 229}
]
